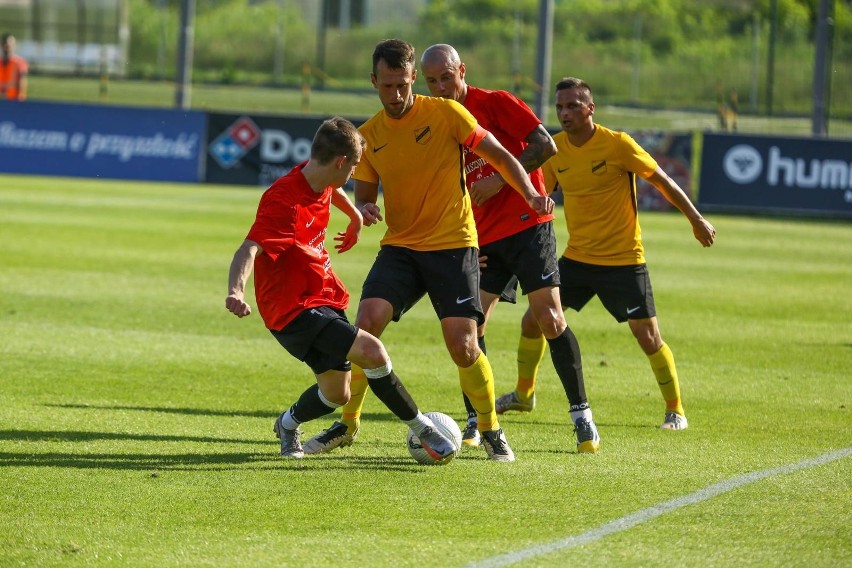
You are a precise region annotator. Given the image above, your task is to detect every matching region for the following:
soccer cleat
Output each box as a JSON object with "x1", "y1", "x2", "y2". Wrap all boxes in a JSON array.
[
  {"x1": 661, "y1": 411, "x2": 689, "y2": 431},
  {"x1": 417, "y1": 425, "x2": 457, "y2": 462},
  {"x1": 481, "y1": 428, "x2": 515, "y2": 462},
  {"x1": 302, "y1": 420, "x2": 359, "y2": 455},
  {"x1": 462, "y1": 421, "x2": 481, "y2": 448},
  {"x1": 495, "y1": 391, "x2": 536, "y2": 414},
  {"x1": 573, "y1": 417, "x2": 601, "y2": 454},
  {"x1": 273, "y1": 414, "x2": 304, "y2": 458}
]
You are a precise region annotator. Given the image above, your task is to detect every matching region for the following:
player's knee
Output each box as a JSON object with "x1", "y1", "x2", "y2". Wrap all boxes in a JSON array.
[
  {"x1": 629, "y1": 322, "x2": 662, "y2": 354},
  {"x1": 446, "y1": 340, "x2": 479, "y2": 367},
  {"x1": 520, "y1": 310, "x2": 540, "y2": 337},
  {"x1": 350, "y1": 335, "x2": 390, "y2": 370},
  {"x1": 361, "y1": 348, "x2": 389, "y2": 371},
  {"x1": 330, "y1": 391, "x2": 350, "y2": 407},
  {"x1": 636, "y1": 335, "x2": 662, "y2": 355},
  {"x1": 533, "y1": 308, "x2": 567, "y2": 339}
]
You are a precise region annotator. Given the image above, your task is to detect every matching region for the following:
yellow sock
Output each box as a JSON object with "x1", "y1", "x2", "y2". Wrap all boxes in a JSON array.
[
  {"x1": 341, "y1": 365, "x2": 368, "y2": 431},
  {"x1": 648, "y1": 343, "x2": 685, "y2": 416},
  {"x1": 516, "y1": 334, "x2": 546, "y2": 399},
  {"x1": 458, "y1": 352, "x2": 499, "y2": 431}
]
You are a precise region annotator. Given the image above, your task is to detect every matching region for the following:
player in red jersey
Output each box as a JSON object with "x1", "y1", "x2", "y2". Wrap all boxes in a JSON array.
[
  {"x1": 225, "y1": 116, "x2": 456, "y2": 461},
  {"x1": 420, "y1": 44, "x2": 600, "y2": 453}
]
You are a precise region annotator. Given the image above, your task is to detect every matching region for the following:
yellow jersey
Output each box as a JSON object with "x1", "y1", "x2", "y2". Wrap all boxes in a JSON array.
[
  {"x1": 355, "y1": 95, "x2": 479, "y2": 251},
  {"x1": 543, "y1": 124, "x2": 658, "y2": 265}
]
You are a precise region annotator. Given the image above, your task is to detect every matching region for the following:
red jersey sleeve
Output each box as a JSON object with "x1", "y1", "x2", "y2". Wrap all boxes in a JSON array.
[
  {"x1": 463, "y1": 125, "x2": 489, "y2": 152},
  {"x1": 246, "y1": 190, "x2": 297, "y2": 262}
]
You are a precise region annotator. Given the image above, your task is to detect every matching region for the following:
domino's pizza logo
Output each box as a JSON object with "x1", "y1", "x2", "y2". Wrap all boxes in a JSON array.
[{"x1": 209, "y1": 117, "x2": 261, "y2": 168}]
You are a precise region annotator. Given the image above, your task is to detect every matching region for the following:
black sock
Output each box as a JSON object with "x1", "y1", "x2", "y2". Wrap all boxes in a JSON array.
[
  {"x1": 547, "y1": 326, "x2": 589, "y2": 411},
  {"x1": 367, "y1": 371, "x2": 418, "y2": 421},
  {"x1": 289, "y1": 384, "x2": 337, "y2": 424},
  {"x1": 462, "y1": 393, "x2": 477, "y2": 422}
]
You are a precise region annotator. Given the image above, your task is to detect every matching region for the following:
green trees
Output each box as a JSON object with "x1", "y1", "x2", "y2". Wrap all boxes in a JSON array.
[{"x1": 121, "y1": 0, "x2": 849, "y2": 116}]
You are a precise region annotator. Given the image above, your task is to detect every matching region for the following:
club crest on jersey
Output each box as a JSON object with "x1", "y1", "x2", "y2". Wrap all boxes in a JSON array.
[{"x1": 414, "y1": 126, "x2": 432, "y2": 145}]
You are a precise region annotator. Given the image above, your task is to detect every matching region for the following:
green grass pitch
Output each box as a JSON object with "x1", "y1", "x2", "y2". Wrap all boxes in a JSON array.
[{"x1": 0, "y1": 174, "x2": 849, "y2": 566}]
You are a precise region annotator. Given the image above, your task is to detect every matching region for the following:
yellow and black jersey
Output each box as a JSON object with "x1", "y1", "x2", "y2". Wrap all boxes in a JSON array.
[
  {"x1": 543, "y1": 124, "x2": 658, "y2": 265},
  {"x1": 355, "y1": 95, "x2": 479, "y2": 251}
]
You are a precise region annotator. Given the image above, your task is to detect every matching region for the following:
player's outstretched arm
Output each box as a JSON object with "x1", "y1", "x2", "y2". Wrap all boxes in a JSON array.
[
  {"x1": 331, "y1": 186, "x2": 363, "y2": 253},
  {"x1": 226, "y1": 239, "x2": 259, "y2": 317},
  {"x1": 354, "y1": 180, "x2": 383, "y2": 226},
  {"x1": 473, "y1": 132, "x2": 554, "y2": 215},
  {"x1": 645, "y1": 168, "x2": 716, "y2": 247}
]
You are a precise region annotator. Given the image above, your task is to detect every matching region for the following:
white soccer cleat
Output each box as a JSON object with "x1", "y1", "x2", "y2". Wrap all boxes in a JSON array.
[
  {"x1": 495, "y1": 391, "x2": 536, "y2": 414},
  {"x1": 417, "y1": 425, "x2": 457, "y2": 462},
  {"x1": 481, "y1": 428, "x2": 515, "y2": 462},
  {"x1": 661, "y1": 411, "x2": 688, "y2": 431}
]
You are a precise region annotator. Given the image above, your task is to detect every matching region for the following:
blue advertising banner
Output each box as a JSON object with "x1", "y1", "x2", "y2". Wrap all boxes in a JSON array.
[
  {"x1": 699, "y1": 133, "x2": 852, "y2": 219},
  {"x1": 205, "y1": 113, "x2": 328, "y2": 187},
  {"x1": 0, "y1": 100, "x2": 205, "y2": 182}
]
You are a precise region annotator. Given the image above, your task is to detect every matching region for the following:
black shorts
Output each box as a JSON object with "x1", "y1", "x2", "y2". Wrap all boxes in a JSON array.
[
  {"x1": 479, "y1": 222, "x2": 560, "y2": 304},
  {"x1": 495, "y1": 276, "x2": 519, "y2": 304},
  {"x1": 558, "y1": 257, "x2": 656, "y2": 323},
  {"x1": 270, "y1": 306, "x2": 357, "y2": 375},
  {"x1": 361, "y1": 245, "x2": 484, "y2": 325}
]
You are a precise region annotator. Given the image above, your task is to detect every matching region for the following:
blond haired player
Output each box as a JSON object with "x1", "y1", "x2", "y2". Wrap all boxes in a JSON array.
[{"x1": 226, "y1": 117, "x2": 456, "y2": 461}]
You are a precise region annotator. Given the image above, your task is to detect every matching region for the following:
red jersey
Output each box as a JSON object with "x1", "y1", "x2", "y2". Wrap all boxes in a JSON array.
[
  {"x1": 462, "y1": 86, "x2": 553, "y2": 246},
  {"x1": 246, "y1": 162, "x2": 349, "y2": 331}
]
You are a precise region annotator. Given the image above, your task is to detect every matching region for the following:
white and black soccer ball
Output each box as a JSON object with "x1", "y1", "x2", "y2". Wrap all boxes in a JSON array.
[{"x1": 406, "y1": 411, "x2": 463, "y2": 466}]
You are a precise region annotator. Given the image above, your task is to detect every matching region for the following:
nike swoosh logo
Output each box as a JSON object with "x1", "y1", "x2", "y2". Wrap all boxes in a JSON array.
[
  {"x1": 306, "y1": 217, "x2": 315, "y2": 228},
  {"x1": 626, "y1": 306, "x2": 641, "y2": 314},
  {"x1": 558, "y1": 167, "x2": 570, "y2": 173},
  {"x1": 541, "y1": 271, "x2": 556, "y2": 280},
  {"x1": 373, "y1": 143, "x2": 388, "y2": 152},
  {"x1": 456, "y1": 296, "x2": 474, "y2": 304}
]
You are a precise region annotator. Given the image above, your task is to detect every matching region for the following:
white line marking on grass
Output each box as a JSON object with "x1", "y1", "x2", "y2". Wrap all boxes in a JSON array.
[{"x1": 468, "y1": 447, "x2": 852, "y2": 568}]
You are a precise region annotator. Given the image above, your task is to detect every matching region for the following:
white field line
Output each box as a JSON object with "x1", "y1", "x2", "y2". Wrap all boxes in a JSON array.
[{"x1": 467, "y1": 447, "x2": 852, "y2": 568}]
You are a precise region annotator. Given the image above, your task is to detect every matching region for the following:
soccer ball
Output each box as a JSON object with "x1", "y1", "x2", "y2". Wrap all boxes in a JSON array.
[{"x1": 406, "y1": 411, "x2": 463, "y2": 466}]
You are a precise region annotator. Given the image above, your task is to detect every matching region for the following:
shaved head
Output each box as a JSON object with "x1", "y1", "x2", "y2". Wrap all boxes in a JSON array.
[
  {"x1": 421, "y1": 44, "x2": 461, "y2": 69},
  {"x1": 420, "y1": 43, "x2": 468, "y2": 103}
]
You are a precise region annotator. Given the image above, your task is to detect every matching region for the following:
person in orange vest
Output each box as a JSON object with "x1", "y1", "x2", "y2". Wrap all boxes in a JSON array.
[{"x1": 1, "y1": 33, "x2": 28, "y2": 101}]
